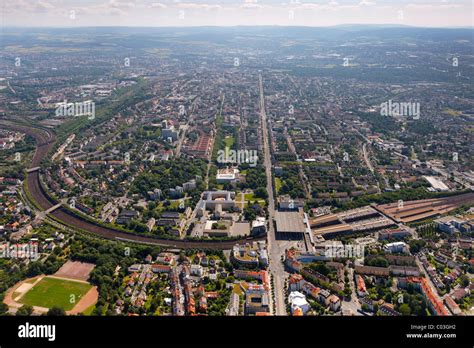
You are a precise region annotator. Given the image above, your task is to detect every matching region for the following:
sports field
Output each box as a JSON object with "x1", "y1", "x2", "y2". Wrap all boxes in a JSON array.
[{"x1": 18, "y1": 276, "x2": 92, "y2": 311}]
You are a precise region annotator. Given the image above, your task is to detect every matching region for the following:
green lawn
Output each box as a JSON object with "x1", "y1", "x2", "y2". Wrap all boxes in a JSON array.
[
  {"x1": 82, "y1": 303, "x2": 96, "y2": 315},
  {"x1": 244, "y1": 193, "x2": 255, "y2": 201},
  {"x1": 275, "y1": 177, "x2": 282, "y2": 193},
  {"x1": 168, "y1": 200, "x2": 183, "y2": 209},
  {"x1": 224, "y1": 136, "x2": 234, "y2": 148},
  {"x1": 243, "y1": 192, "x2": 267, "y2": 208},
  {"x1": 19, "y1": 277, "x2": 92, "y2": 310}
]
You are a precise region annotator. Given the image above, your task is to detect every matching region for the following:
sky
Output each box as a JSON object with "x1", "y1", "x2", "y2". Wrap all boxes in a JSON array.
[{"x1": 1, "y1": 0, "x2": 473, "y2": 28}]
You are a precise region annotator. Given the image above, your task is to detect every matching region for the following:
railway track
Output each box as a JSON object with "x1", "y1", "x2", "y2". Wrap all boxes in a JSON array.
[{"x1": 2, "y1": 121, "x2": 264, "y2": 249}]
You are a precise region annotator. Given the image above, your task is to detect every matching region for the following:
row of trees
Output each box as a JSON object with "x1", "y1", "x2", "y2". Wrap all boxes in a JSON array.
[{"x1": 278, "y1": 166, "x2": 305, "y2": 198}]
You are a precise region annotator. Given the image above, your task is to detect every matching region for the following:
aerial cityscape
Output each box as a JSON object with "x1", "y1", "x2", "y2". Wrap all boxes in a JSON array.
[{"x1": 0, "y1": 2, "x2": 473, "y2": 346}]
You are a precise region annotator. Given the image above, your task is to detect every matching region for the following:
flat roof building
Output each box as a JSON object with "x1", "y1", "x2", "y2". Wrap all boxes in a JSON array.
[
  {"x1": 197, "y1": 191, "x2": 236, "y2": 215},
  {"x1": 216, "y1": 168, "x2": 240, "y2": 183},
  {"x1": 275, "y1": 211, "x2": 306, "y2": 239}
]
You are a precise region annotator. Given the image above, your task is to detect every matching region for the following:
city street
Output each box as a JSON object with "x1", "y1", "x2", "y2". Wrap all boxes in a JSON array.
[
  {"x1": 259, "y1": 74, "x2": 287, "y2": 316},
  {"x1": 341, "y1": 264, "x2": 362, "y2": 315}
]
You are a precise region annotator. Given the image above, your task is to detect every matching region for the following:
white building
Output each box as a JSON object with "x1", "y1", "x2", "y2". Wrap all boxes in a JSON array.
[
  {"x1": 288, "y1": 291, "x2": 310, "y2": 315},
  {"x1": 384, "y1": 241, "x2": 409, "y2": 254},
  {"x1": 423, "y1": 176, "x2": 450, "y2": 192},
  {"x1": 216, "y1": 168, "x2": 240, "y2": 183},
  {"x1": 251, "y1": 216, "x2": 266, "y2": 235}
]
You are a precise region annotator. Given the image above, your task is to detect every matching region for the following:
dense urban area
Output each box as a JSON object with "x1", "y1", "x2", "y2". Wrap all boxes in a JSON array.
[{"x1": 0, "y1": 26, "x2": 473, "y2": 317}]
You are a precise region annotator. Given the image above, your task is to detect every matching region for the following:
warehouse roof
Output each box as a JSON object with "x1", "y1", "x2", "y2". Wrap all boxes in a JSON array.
[{"x1": 275, "y1": 211, "x2": 306, "y2": 234}]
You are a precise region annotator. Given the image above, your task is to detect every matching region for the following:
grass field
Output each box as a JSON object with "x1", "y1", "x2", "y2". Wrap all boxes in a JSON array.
[
  {"x1": 244, "y1": 193, "x2": 255, "y2": 201},
  {"x1": 275, "y1": 177, "x2": 282, "y2": 193},
  {"x1": 82, "y1": 303, "x2": 96, "y2": 316},
  {"x1": 19, "y1": 277, "x2": 92, "y2": 310},
  {"x1": 224, "y1": 136, "x2": 234, "y2": 148}
]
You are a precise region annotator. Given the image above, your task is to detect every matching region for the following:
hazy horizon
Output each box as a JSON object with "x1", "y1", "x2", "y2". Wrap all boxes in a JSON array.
[
  {"x1": 1, "y1": 0, "x2": 473, "y2": 28},
  {"x1": 2, "y1": 23, "x2": 473, "y2": 29}
]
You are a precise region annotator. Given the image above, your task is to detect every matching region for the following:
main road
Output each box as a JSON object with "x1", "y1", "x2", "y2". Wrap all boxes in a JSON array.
[{"x1": 258, "y1": 75, "x2": 287, "y2": 315}]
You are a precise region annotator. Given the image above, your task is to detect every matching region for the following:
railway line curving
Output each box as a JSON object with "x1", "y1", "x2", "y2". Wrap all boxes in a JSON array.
[{"x1": 1, "y1": 121, "x2": 264, "y2": 249}]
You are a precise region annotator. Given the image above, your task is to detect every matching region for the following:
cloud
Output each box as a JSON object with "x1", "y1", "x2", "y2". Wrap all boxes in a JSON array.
[
  {"x1": 150, "y1": 2, "x2": 168, "y2": 9},
  {"x1": 109, "y1": 0, "x2": 136, "y2": 9},
  {"x1": 359, "y1": 0, "x2": 376, "y2": 6},
  {"x1": 3, "y1": 0, "x2": 56, "y2": 14},
  {"x1": 2, "y1": 0, "x2": 472, "y2": 27},
  {"x1": 35, "y1": 1, "x2": 55, "y2": 11},
  {"x1": 405, "y1": 3, "x2": 462, "y2": 9},
  {"x1": 176, "y1": 2, "x2": 222, "y2": 10},
  {"x1": 242, "y1": 3, "x2": 264, "y2": 9}
]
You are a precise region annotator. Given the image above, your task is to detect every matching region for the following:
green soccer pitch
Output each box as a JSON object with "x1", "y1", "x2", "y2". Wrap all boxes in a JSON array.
[{"x1": 18, "y1": 276, "x2": 92, "y2": 310}]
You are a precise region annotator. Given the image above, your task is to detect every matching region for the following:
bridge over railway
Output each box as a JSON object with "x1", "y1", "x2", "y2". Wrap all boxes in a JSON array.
[{"x1": 45, "y1": 203, "x2": 63, "y2": 214}]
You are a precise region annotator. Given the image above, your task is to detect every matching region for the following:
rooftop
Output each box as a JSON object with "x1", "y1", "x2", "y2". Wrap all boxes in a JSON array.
[{"x1": 275, "y1": 211, "x2": 306, "y2": 234}]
